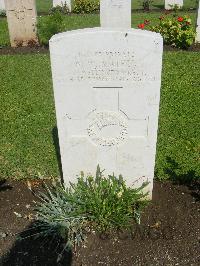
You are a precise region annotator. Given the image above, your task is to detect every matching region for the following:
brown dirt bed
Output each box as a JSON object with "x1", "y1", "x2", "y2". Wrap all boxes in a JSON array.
[
  {"x1": 0, "y1": 179, "x2": 200, "y2": 266},
  {"x1": 0, "y1": 43, "x2": 200, "y2": 55}
]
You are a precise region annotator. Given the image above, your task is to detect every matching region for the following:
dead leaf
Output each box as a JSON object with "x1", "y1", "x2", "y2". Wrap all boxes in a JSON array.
[{"x1": 150, "y1": 221, "x2": 161, "y2": 228}]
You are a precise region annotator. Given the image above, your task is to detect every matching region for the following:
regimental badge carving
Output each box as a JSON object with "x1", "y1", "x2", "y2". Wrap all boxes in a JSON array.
[
  {"x1": 8, "y1": 5, "x2": 33, "y2": 21},
  {"x1": 87, "y1": 111, "x2": 128, "y2": 146}
]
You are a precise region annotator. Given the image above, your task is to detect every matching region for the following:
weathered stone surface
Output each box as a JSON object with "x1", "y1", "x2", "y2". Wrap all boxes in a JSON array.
[
  {"x1": 165, "y1": 0, "x2": 183, "y2": 10},
  {"x1": 100, "y1": 0, "x2": 131, "y2": 28},
  {"x1": 196, "y1": 1, "x2": 200, "y2": 43},
  {"x1": 0, "y1": 0, "x2": 5, "y2": 10},
  {"x1": 5, "y1": 0, "x2": 38, "y2": 47},
  {"x1": 53, "y1": 0, "x2": 71, "y2": 11},
  {"x1": 50, "y1": 28, "x2": 163, "y2": 199}
]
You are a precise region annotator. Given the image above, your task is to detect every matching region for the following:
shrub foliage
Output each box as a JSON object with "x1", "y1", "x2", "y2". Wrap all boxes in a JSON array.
[
  {"x1": 34, "y1": 166, "x2": 148, "y2": 250},
  {"x1": 73, "y1": 0, "x2": 100, "y2": 14},
  {"x1": 37, "y1": 11, "x2": 65, "y2": 45},
  {"x1": 138, "y1": 14, "x2": 195, "y2": 49},
  {"x1": 151, "y1": 15, "x2": 195, "y2": 49}
]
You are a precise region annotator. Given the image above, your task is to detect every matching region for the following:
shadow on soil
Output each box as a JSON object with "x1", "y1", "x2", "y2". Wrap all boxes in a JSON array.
[
  {"x1": 0, "y1": 180, "x2": 12, "y2": 192},
  {"x1": 52, "y1": 126, "x2": 64, "y2": 184},
  {"x1": 0, "y1": 222, "x2": 72, "y2": 266},
  {"x1": 164, "y1": 156, "x2": 200, "y2": 201}
]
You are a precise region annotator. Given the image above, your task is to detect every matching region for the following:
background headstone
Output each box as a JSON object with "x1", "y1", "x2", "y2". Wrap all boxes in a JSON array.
[
  {"x1": 165, "y1": 0, "x2": 183, "y2": 10},
  {"x1": 53, "y1": 0, "x2": 71, "y2": 12},
  {"x1": 196, "y1": 0, "x2": 200, "y2": 42},
  {"x1": 100, "y1": 0, "x2": 131, "y2": 28},
  {"x1": 0, "y1": 0, "x2": 5, "y2": 10},
  {"x1": 5, "y1": 0, "x2": 38, "y2": 47},
  {"x1": 50, "y1": 28, "x2": 163, "y2": 199}
]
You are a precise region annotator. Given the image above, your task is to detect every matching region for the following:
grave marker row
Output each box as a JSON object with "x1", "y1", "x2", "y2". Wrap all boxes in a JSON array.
[
  {"x1": 3, "y1": 0, "x2": 197, "y2": 13},
  {"x1": 4, "y1": 0, "x2": 199, "y2": 199}
]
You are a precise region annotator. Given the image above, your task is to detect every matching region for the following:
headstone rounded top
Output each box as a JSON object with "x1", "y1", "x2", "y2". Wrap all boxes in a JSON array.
[{"x1": 49, "y1": 27, "x2": 163, "y2": 43}]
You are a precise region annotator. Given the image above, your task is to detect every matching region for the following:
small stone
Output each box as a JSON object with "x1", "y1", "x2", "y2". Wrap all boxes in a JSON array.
[
  {"x1": 0, "y1": 232, "x2": 7, "y2": 239},
  {"x1": 14, "y1": 211, "x2": 22, "y2": 218}
]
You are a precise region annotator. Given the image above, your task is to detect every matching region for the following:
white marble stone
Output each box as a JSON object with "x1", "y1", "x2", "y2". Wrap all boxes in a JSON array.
[
  {"x1": 100, "y1": 0, "x2": 131, "y2": 28},
  {"x1": 53, "y1": 0, "x2": 71, "y2": 11},
  {"x1": 196, "y1": 1, "x2": 200, "y2": 42},
  {"x1": 165, "y1": 0, "x2": 183, "y2": 10},
  {"x1": 50, "y1": 28, "x2": 163, "y2": 199},
  {"x1": 5, "y1": 0, "x2": 38, "y2": 47},
  {"x1": 0, "y1": 0, "x2": 5, "y2": 10}
]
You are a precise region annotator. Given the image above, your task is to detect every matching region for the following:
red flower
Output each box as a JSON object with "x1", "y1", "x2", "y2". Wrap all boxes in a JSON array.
[
  {"x1": 138, "y1": 23, "x2": 145, "y2": 29},
  {"x1": 144, "y1": 19, "x2": 150, "y2": 25},
  {"x1": 178, "y1": 17, "x2": 184, "y2": 22}
]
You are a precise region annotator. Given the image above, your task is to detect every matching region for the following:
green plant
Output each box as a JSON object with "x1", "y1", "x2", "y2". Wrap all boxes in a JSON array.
[
  {"x1": 35, "y1": 183, "x2": 87, "y2": 251},
  {"x1": 72, "y1": 166, "x2": 149, "y2": 231},
  {"x1": 73, "y1": 0, "x2": 100, "y2": 14},
  {"x1": 150, "y1": 15, "x2": 195, "y2": 49},
  {"x1": 36, "y1": 0, "x2": 52, "y2": 13},
  {"x1": 49, "y1": 3, "x2": 70, "y2": 15},
  {"x1": 34, "y1": 166, "x2": 148, "y2": 252},
  {"x1": 142, "y1": 0, "x2": 153, "y2": 11},
  {"x1": 37, "y1": 11, "x2": 65, "y2": 45}
]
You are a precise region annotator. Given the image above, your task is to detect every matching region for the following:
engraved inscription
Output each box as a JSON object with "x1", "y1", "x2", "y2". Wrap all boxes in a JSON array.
[
  {"x1": 87, "y1": 111, "x2": 128, "y2": 146},
  {"x1": 68, "y1": 50, "x2": 143, "y2": 82},
  {"x1": 112, "y1": 0, "x2": 124, "y2": 7}
]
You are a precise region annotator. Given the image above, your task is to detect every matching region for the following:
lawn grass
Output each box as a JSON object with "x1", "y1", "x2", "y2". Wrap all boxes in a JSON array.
[
  {"x1": 0, "y1": 10, "x2": 197, "y2": 47},
  {"x1": 0, "y1": 17, "x2": 9, "y2": 47},
  {"x1": 36, "y1": 0, "x2": 52, "y2": 13},
  {"x1": 0, "y1": 52, "x2": 199, "y2": 181},
  {"x1": 156, "y1": 52, "x2": 200, "y2": 181},
  {"x1": 0, "y1": 54, "x2": 57, "y2": 180}
]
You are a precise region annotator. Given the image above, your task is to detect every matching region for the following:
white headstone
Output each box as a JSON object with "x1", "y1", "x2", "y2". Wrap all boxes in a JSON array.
[
  {"x1": 196, "y1": 1, "x2": 200, "y2": 42},
  {"x1": 165, "y1": 0, "x2": 183, "y2": 10},
  {"x1": 50, "y1": 27, "x2": 163, "y2": 199},
  {"x1": 100, "y1": 0, "x2": 131, "y2": 28},
  {"x1": 53, "y1": 0, "x2": 71, "y2": 12},
  {"x1": 5, "y1": 0, "x2": 38, "y2": 47},
  {"x1": 0, "y1": 0, "x2": 5, "y2": 10}
]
